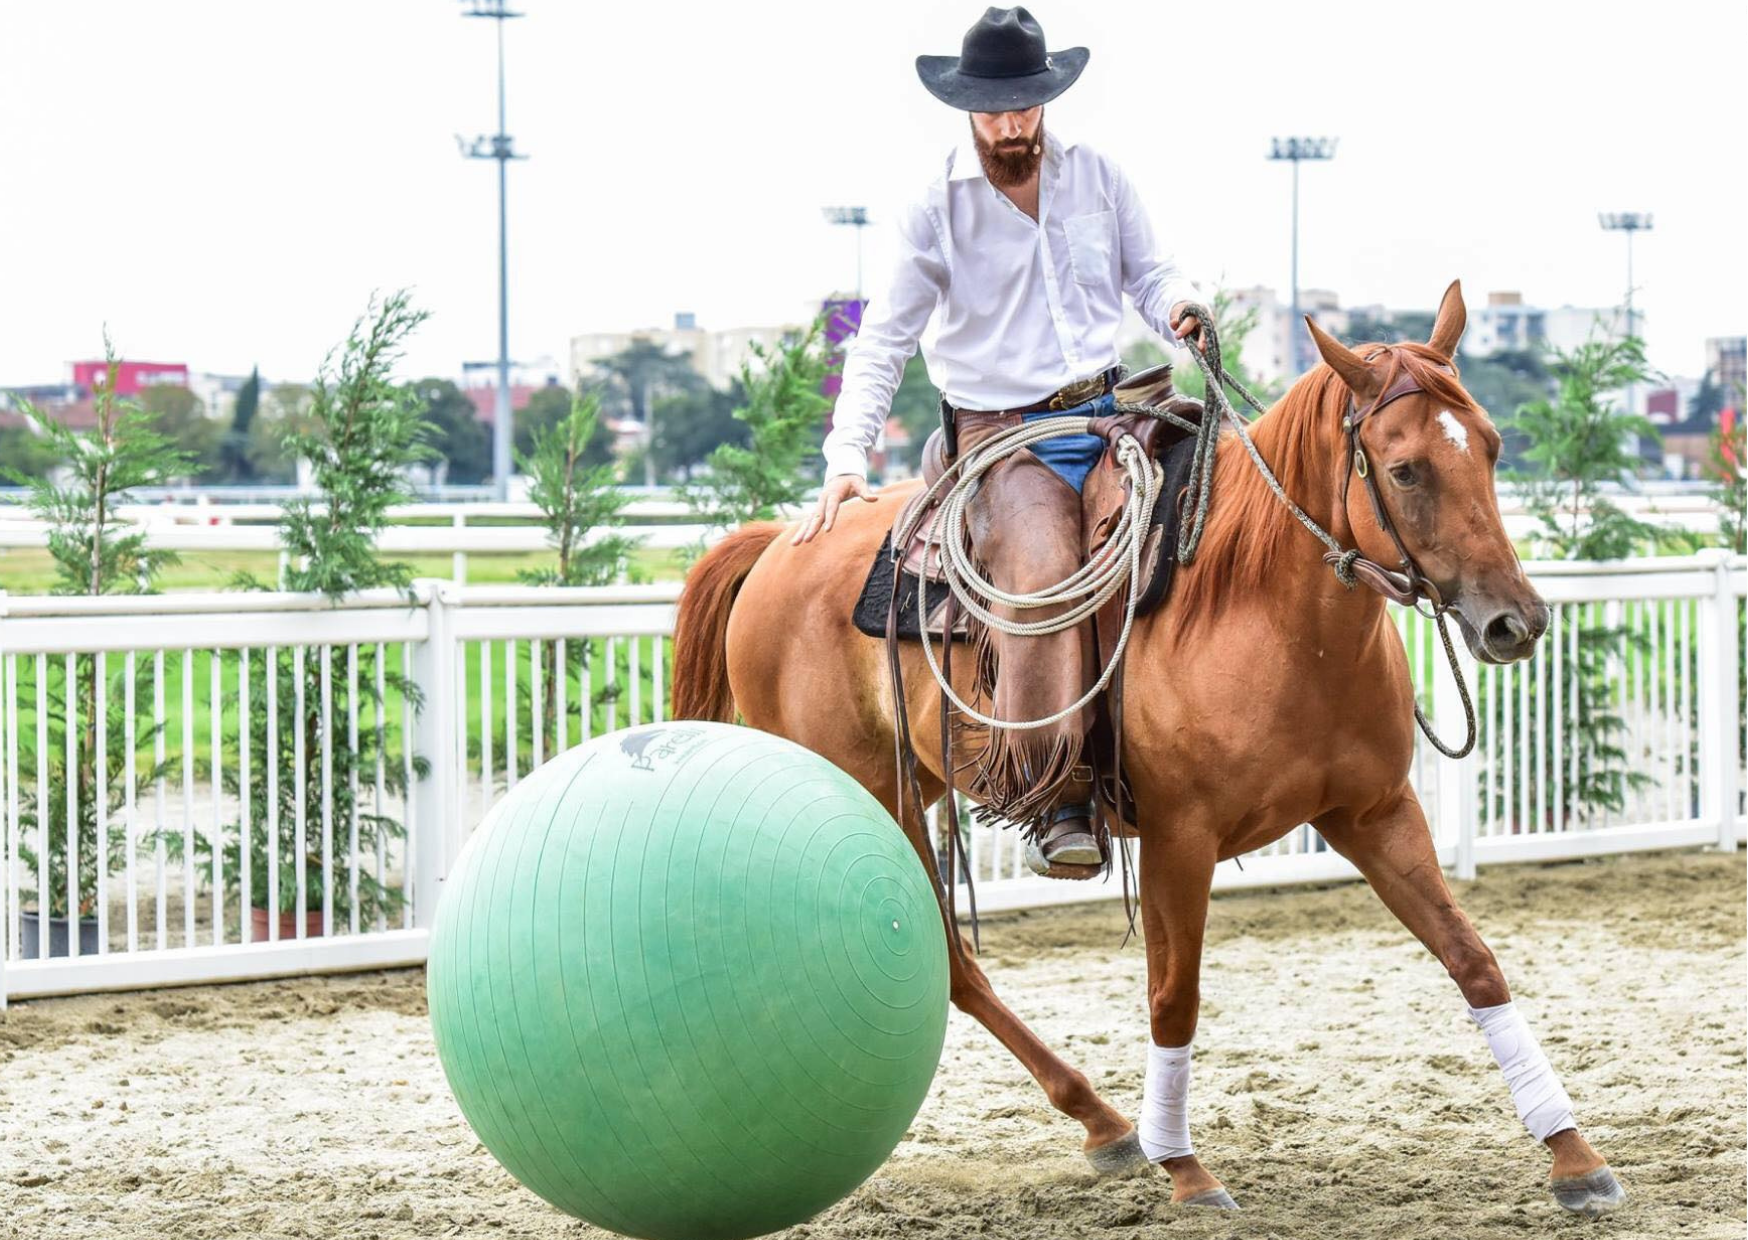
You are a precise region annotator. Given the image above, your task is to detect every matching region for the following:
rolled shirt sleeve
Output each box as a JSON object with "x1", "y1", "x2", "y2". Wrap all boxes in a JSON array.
[
  {"x1": 822, "y1": 203, "x2": 947, "y2": 480},
  {"x1": 1112, "y1": 159, "x2": 1202, "y2": 344}
]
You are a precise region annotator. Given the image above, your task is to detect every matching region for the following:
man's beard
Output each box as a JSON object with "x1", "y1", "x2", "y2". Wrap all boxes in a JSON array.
[{"x1": 972, "y1": 115, "x2": 1044, "y2": 187}]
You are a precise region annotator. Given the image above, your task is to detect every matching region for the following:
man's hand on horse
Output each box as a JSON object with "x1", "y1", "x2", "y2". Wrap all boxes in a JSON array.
[
  {"x1": 793, "y1": 473, "x2": 878, "y2": 544},
  {"x1": 1169, "y1": 301, "x2": 1208, "y2": 354}
]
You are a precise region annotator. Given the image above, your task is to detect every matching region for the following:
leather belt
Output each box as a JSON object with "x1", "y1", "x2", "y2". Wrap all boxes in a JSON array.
[{"x1": 949, "y1": 366, "x2": 1122, "y2": 419}]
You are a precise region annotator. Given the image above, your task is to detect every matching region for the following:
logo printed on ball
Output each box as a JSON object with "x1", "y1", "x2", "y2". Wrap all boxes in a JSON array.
[{"x1": 619, "y1": 724, "x2": 709, "y2": 771}]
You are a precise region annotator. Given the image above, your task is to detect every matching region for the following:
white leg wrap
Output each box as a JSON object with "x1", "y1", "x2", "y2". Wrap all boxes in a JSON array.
[
  {"x1": 1138, "y1": 1041, "x2": 1194, "y2": 1162},
  {"x1": 1468, "y1": 1000, "x2": 1576, "y2": 1142}
]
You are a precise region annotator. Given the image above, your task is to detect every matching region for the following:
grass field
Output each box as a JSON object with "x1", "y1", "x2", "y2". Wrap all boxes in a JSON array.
[
  {"x1": 0, "y1": 544, "x2": 691, "y2": 594},
  {"x1": 3, "y1": 633, "x2": 670, "y2": 795}
]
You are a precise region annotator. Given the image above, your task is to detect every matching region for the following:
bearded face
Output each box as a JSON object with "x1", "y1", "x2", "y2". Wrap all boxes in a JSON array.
[{"x1": 970, "y1": 110, "x2": 1044, "y2": 187}]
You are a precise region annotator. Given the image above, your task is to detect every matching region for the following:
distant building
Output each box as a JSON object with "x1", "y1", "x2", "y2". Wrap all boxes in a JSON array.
[
  {"x1": 569, "y1": 312, "x2": 801, "y2": 392},
  {"x1": 187, "y1": 371, "x2": 258, "y2": 423},
  {"x1": 1463, "y1": 291, "x2": 1627, "y2": 358},
  {"x1": 1706, "y1": 336, "x2": 1745, "y2": 394},
  {"x1": 462, "y1": 380, "x2": 557, "y2": 424},
  {"x1": 70, "y1": 359, "x2": 188, "y2": 396},
  {"x1": 7, "y1": 361, "x2": 260, "y2": 428},
  {"x1": 0, "y1": 389, "x2": 97, "y2": 431},
  {"x1": 1116, "y1": 286, "x2": 1355, "y2": 386}
]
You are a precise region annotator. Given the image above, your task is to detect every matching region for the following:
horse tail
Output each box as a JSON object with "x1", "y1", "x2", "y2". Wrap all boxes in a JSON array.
[{"x1": 670, "y1": 522, "x2": 784, "y2": 722}]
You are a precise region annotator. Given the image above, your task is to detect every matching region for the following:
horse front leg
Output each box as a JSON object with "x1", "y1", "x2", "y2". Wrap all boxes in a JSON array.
[
  {"x1": 1137, "y1": 828, "x2": 1239, "y2": 1207},
  {"x1": 1318, "y1": 790, "x2": 1626, "y2": 1218}
]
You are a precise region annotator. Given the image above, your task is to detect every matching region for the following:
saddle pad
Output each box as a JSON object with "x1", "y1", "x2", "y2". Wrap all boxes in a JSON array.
[
  {"x1": 851, "y1": 528, "x2": 970, "y2": 643},
  {"x1": 1130, "y1": 432, "x2": 1203, "y2": 618}
]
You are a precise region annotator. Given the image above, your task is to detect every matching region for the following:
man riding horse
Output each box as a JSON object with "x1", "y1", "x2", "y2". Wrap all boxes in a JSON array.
[
  {"x1": 794, "y1": 6, "x2": 1206, "y2": 876},
  {"x1": 708, "y1": 5, "x2": 1626, "y2": 1218}
]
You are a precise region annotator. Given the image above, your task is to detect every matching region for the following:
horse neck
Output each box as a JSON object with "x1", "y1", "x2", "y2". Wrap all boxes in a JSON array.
[{"x1": 1205, "y1": 376, "x2": 1390, "y2": 647}]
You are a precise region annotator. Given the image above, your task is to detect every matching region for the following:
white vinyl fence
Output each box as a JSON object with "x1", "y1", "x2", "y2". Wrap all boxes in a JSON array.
[{"x1": 1, "y1": 553, "x2": 1741, "y2": 1002}]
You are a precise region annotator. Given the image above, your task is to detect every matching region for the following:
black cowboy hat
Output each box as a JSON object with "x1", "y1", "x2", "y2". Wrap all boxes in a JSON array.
[{"x1": 916, "y1": 7, "x2": 1088, "y2": 113}]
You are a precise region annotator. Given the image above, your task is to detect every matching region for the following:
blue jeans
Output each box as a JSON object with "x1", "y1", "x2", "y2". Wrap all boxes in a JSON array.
[{"x1": 1019, "y1": 391, "x2": 1116, "y2": 494}]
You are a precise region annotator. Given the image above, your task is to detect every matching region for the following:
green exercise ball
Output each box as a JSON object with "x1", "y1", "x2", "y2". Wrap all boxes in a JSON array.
[{"x1": 426, "y1": 721, "x2": 950, "y2": 1240}]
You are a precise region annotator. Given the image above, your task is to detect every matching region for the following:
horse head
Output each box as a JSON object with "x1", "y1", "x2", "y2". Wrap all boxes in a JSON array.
[{"x1": 1306, "y1": 281, "x2": 1548, "y2": 664}]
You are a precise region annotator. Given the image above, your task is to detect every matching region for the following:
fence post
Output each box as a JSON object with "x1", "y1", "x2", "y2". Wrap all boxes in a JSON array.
[
  {"x1": 411, "y1": 580, "x2": 459, "y2": 929},
  {"x1": 1698, "y1": 550, "x2": 1739, "y2": 852},
  {"x1": 1433, "y1": 620, "x2": 1479, "y2": 880},
  {"x1": 0, "y1": 588, "x2": 8, "y2": 1012}
]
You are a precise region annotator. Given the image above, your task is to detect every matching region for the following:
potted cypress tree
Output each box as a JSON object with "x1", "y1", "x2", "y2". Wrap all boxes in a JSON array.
[
  {"x1": 158, "y1": 292, "x2": 433, "y2": 937},
  {"x1": 1503, "y1": 333, "x2": 1662, "y2": 827},
  {"x1": 514, "y1": 387, "x2": 641, "y2": 750},
  {"x1": 4, "y1": 340, "x2": 189, "y2": 956}
]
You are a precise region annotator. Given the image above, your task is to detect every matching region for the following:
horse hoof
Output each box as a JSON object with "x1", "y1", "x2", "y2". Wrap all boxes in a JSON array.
[
  {"x1": 1179, "y1": 1187, "x2": 1241, "y2": 1210},
  {"x1": 1084, "y1": 1130, "x2": 1152, "y2": 1178},
  {"x1": 1550, "y1": 1166, "x2": 1627, "y2": 1218},
  {"x1": 1023, "y1": 840, "x2": 1101, "y2": 881}
]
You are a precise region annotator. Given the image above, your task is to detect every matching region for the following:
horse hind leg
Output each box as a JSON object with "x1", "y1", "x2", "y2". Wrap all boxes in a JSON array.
[{"x1": 876, "y1": 776, "x2": 1149, "y2": 1177}]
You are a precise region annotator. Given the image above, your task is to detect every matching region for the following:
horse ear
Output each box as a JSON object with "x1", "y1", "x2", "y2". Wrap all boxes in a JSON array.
[
  {"x1": 1427, "y1": 279, "x2": 1466, "y2": 360},
  {"x1": 1306, "y1": 317, "x2": 1381, "y2": 402}
]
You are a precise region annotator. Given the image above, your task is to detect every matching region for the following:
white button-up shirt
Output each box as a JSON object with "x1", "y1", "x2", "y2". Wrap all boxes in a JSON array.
[{"x1": 822, "y1": 128, "x2": 1202, "y2": 479}]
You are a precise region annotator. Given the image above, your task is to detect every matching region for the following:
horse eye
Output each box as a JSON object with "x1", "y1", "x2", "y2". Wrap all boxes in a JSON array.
[{"x1": 1389, "y1": 464, "x2": 1417, "y2": 487}]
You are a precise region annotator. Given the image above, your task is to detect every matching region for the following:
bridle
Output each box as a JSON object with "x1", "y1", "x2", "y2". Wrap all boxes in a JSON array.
[{"x1": 1328, "y1": 355, "x2": 1451, "y2": 615}]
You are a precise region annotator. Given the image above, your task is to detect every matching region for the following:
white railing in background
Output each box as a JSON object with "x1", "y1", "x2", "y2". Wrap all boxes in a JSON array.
[
  {"x1": 0, "y1": 553, "x2": 1741, "y2": 1001},
  {"x1": 0, "y1": 490, "x2": 1722, "y2": 587}
]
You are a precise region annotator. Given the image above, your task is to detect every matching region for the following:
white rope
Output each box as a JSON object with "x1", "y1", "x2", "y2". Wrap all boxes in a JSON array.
[{"x1": 900, "y1": 416, "x2": 1162, "y2": 731}]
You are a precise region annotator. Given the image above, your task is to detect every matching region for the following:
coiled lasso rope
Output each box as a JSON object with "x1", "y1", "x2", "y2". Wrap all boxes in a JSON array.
[{"x1": 894, "y1": 414, "x2": 1163, "y2": 731}]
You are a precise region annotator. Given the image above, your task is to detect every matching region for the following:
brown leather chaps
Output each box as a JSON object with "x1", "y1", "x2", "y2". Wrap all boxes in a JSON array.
[{"x1": 953, "y1": 411, "x2": 1097, "y2": 831}]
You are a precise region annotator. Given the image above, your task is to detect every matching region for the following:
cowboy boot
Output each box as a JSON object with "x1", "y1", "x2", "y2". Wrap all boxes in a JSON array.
[{"x1": 1024, "y1": 801, "x2": 1104, "y2": 880}]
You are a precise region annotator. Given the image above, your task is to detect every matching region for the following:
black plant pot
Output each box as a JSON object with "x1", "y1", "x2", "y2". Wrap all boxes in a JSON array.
[{"x1": 19, "y1": 912, "x2": 101, "y2": 959}]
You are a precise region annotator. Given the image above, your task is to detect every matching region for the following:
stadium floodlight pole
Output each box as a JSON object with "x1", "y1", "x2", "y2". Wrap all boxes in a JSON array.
[
  {"x1": 458, "y1": 0, "x2": 527, "y2": 500},
  {"x1": 822, "y1": 207, "x2": 871, "y2": 301},
  {"x1": 1599, "y1": 212, "x2": 1652, "y2": 423},
  {"x1": 1268, "y1": 136, "x2": 1337, "y2": 374},
  {"x1": 1598, "y1": 212, "x2": 1653, "y2": 344}
]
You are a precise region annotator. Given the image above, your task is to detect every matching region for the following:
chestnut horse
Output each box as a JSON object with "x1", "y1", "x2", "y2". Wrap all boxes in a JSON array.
[{"x1": 669, "y1": 284, "x2": 1623, "y2": 1216}]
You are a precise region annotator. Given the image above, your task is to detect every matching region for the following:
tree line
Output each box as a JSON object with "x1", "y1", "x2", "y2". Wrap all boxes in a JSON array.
[{"x1": 0, "y1": 334, "x2": 802, "y2": 490}]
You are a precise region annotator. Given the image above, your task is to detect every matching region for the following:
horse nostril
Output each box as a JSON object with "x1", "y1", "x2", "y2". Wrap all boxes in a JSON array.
[{"x1": 1485, "y1": 613, "x2": 1530, "y2": 651}]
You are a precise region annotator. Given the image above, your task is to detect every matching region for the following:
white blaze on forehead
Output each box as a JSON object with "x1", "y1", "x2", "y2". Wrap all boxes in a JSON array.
[{"x1": 1437, "y1": 409, "x2": 1471, "y2": 454}]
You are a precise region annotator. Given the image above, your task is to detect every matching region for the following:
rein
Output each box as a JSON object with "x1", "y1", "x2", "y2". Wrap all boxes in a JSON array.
[{"x1": 1171, "y1": 304, "x2": 1477, "y2": 760}]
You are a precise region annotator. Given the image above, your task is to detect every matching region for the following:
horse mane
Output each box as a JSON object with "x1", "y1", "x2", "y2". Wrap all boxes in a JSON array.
[{"x1": 1169, "y1": 341, "x2": 1476, "y2": 639}]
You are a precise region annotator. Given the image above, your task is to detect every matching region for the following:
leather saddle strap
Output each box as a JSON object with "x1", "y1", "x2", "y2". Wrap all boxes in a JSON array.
[
  {"x1": 1090, "y1": 603, "x2": 1139, "y2": 945},
  {"x1": 938, "y1": 591, "x2": 978, "y2": 951},
  {"x1": 885, "y1": 548, "x2": 966, "y2": 964}
]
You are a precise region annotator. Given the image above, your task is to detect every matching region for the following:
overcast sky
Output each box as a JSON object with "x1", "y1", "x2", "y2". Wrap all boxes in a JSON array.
[{"x1": 2, "y1": 0, "x2": 1742, "y2": 392}]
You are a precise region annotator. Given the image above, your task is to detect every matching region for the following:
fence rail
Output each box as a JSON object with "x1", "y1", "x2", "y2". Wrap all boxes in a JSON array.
[
  {"x1": 0, "y1": 491, "x2": 1724, "y2": 587},
  {"x1": 1, "y1": 553, "x2": 1741, "y2": 1003}
]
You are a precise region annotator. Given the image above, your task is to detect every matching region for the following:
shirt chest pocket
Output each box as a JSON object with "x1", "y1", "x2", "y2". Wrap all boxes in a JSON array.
[{"x1": 1062, "y1": 209, "x2": 1116, "y2": 288}]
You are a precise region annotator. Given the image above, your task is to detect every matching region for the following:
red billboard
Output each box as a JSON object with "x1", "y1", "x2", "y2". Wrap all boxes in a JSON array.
[{"x1": 71, "y1": 360, "x2": 189, "y2": 396}]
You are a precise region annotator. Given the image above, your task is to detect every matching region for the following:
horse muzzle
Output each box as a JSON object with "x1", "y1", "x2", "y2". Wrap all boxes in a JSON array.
[{"x1": 1451, "y1": 592, "x2": 1549, "y2": 665}]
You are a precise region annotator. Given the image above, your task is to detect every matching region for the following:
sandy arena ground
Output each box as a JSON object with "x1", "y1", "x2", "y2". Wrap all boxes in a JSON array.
[{"x1": 1, "y1": 849, "x2": 1742, "y2": 1240}]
